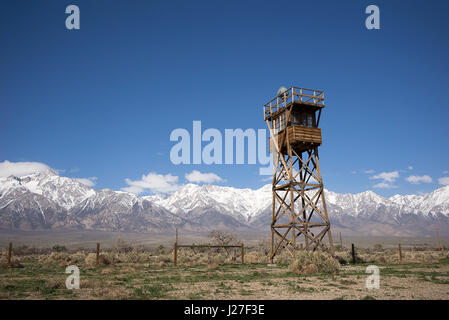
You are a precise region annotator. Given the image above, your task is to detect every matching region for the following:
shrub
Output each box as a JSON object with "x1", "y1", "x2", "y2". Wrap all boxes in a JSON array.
[
  {"x1": 246, "y1": 251, "x2": 266, "y2": 264},
  {"x1": 289, "y1": 251, "x2": 340, "y2": 275},
  {"x1": 373, "y1": 244, "x2": 383, "y2": 251},
  {"x1": 52, "y1": 245, "x2": 67, "y2": 252},
  {"x1": 85, "y1": 253, "x2": 110, "y2": 267},
  {"x1": 115, "y1": 239, "x2": 133, "y2": 253},
  {"x1": 119, "y1": 250, "x2": 151, "y2": 263},
  {"x1": 40, "y1": 252, "x2": 71, "y2": 264},
  {"x1": 12, "y1": 245, "x2": 39, "y2": 256},
  {"x1": 70, "y1": 251, "x2": 87, "y2": 264},
  {"x1": 334, "y1": 245, "x2": 343, "y2": 251},
  {"x1": 208, "y1": 230, "x2": 239, "y2": 246}
]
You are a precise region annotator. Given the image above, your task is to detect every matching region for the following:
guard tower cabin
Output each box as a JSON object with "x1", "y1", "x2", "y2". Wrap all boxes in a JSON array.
[{"x1": 264, "y1": 87, "x2": 324, "y2": 154}]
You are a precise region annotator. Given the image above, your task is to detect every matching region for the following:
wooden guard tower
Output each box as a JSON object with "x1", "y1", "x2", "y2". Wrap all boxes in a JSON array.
[{"x1": 264, "y1": 86, "x2": 334, "y2": 262}]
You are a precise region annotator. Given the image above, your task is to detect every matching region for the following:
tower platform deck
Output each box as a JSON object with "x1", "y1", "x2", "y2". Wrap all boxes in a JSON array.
[{"x1": 263, "y1": 87, "x2": 324, "y2": 121}]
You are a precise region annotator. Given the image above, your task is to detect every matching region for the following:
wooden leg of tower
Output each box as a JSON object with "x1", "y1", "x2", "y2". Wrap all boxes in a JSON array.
[
  {"x1": 269, "y1": 140, "x2": 334, "y2": 258},
  {"x1": 271, "y1": 190, "x2": 274, "y2": 263},
  {"x1": 288, "y1": 144, "x2": 296, "y2": 259},
  {"x1": 270, "y1": 150, "x2": 277, "y2": 263},
  {"x1": 321, "y1": 188, "x2": 334, "y2": 255},
  {"x1": 314, "y1": 147, "x2": 334, "y2": 255},
  {"x1": 327, "y1": 228, "x2": 335, "y2": 256},
  {"x1": 300, "y1": 152, "x2": 309, "y2": 250}
]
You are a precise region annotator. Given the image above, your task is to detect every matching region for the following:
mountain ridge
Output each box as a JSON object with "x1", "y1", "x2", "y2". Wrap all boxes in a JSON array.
[{"x1": 1, "y1": 172, "x2": 448, "y2": 236}]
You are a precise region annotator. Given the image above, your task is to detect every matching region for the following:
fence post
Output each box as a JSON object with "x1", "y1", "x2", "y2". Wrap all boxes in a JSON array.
[
  {"x1": 351, "y1": 243, "x2": 356, "y2": 264},
  {"x1": 96, "y1": 243, "x2": 100, "y2": 267},
  {"x1": 398, "y1": 243, "x2": 402, "y2": 263},
  {"x1": 7, "y1": 242, "x2": 12, "y2": 267},
  {"x1": 174, "y1": 242, "x2": 178, "y2": 266},
  {"x1": 241, "y1": 243, "x2": 244, "y2": 264}
]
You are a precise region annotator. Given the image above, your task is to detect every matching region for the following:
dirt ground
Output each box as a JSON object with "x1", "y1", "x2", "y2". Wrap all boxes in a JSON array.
[{"x1": 1, "y1": 252, "x2": 448, "y2": 300}]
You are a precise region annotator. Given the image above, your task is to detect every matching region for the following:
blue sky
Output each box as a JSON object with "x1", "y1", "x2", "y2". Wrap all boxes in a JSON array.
[{"x1": 1, "y1": 0, "x2": 449, "y2": 196}]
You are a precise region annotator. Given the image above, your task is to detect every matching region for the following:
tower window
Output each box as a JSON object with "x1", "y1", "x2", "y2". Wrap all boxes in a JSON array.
[
  {"x1": 291, "y1": 111, "x2": 300, "y2": 125},
  {"x1": 301, "y1": 113, "x2": 314, "y2": 128},
  {"x1": 280, "y1": 113, "x2": 286, "y2": 131}
]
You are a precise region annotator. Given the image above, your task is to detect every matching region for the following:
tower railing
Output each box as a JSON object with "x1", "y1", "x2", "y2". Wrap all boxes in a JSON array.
[{"x1": 263, "y1": 87, "x2": 324, "y2": 120}]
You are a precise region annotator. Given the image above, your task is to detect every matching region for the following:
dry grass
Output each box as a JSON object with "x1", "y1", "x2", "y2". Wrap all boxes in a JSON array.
[
  {"x1": 335, "y1": 247, "x2": 449, "y2": 265},
  {"x1": 1, "y1": 251, "x2": 449, "y2": 300},
  {"x1": 1, "y1": 242, "x2": 449, "y2": 300},
  {"x1": 289, "y1": 251, "x2": 340, "y2": 275},
  {"x1": 85, "y1": 253, "x2": 110, "y2": 267}
]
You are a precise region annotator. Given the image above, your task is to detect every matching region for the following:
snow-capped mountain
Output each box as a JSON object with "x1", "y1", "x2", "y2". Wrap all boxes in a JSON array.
[
  {"x1": 12, "y1": 171, "x2": 95, "y2": 210},
  {"x1": 1, "y1": 171, "x2": 449, "y2": 236},
  {"x1": 0, "y1": 172, "x2": 201, "y2": 232},
  {"x1": 150, "y1": 184, "x2": 271, "y2": 220},
  {"x1": 390, "y1": 187, "x2": 449, "y2": 217}
]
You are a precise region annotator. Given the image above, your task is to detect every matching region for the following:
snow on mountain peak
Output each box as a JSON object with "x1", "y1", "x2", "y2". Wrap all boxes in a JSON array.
[
  {"x1": 151, "y1": 183, "x2": 271, "y2": 220},
  {"x1": 0, "y1": 172, "x2": 95, "y2": 210},
  {"x1": 2, "y1": 169, "x2": 449, "y2": 231}
]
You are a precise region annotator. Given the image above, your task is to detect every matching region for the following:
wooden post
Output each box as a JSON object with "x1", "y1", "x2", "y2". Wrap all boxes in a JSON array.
[
  {"x1": 173, "y1": 242, "x2": 178, "y2": 266},
  {"x1": 96, "y1": 243, "x2": 100, "y2": 267},
  {"x1": 7, "y1": 242, "x2": 12, "y2": 267},
  {"x1": 351, "y1": 243, "x2": 356, "y2": 264},
  {"x1": 398, "y1": 243, "x2": 402, "y2": 263},
  {"x1": 174, "y1": 228, "x2": 178, "y2": 266},
  {"x1": 241, "y1": 243, "x2": 244, "y2": 264}
]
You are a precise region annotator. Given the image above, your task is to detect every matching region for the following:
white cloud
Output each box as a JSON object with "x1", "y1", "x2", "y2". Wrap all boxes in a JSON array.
[
  {"x1": 408, "y1": 166, "x2": 413, "y2": 170},
  {"x1": 75, "y1": 177, "x2": 98, "y2": 187},
  {"x1": 351, "y1": 170, "x2": 357, "y2": 174},
  {"x1": 406, "y1": 175, "x2": 432, "y2": 184},
  {"x1": 370, "y1": 171, "x2": 399, "y2": 183},
  {"x1": 122, "y1": 172, "x2": 180, "y2": 194},
  {"x1": 0, "y1": 160, "x2": 55, "y2": 177},
  {"x1": 438, "y1": 177, "x2": 449, "y2": 186},
  {"x1": 373, "y1": 182, "x2": 398, "y2": 189},
  {"x1": 370, "y1": 171, "x2": 399, "y2": 189},
  {"x1": 185, "y1": 170, "x2": 223, "y2": 184},
  {"x1": 443, "y1": 170, "x2": 449, "y2": 174},
  {"x1": 364, "y1": 169, "x2": 375, "y2": 174}
]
